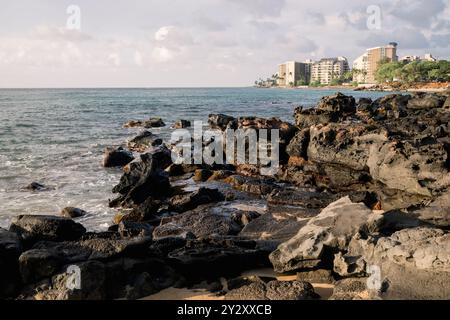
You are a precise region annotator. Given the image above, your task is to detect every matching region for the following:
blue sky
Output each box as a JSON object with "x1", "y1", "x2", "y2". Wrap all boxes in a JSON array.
[{"x1": 0, "y1": 0, "x2": 449, "y2": 87}]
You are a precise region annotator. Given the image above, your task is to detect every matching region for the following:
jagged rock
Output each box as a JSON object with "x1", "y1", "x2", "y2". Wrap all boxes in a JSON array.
[
  {"x1": 0, "y1": 228, "x2": 23, "y2": 298},
  {"x1": 207, "y1": 170, "x2": 234, "y2": 181},
  {"x1": 369, "y1": 94, "x2": 410, "y2": 119},
  {"x1": 286, "y1": 128, "x2": 310, "y2": 159},
  {"x1": 18, "y1": 236, "x2": 152, "y2": 284},
  {"x1": 144, "y1": 118, "x2": 165, "y2": 128},
  {"x1": 296, "y1": 269, "x2": 334, "y2": 284},
  {"x1": 333, "y1": 252, "x2": 367, "y2": 277},
  {"x1": 9, "y1": 215, "x2": 86, "y2": 247},
  {"x1": 114, "y1": 198, "x2": 162, "y2": 223},
  {"x1": 330, "y1": 278, "x2": 380, "y2": 300},
  {"x1": 265, "y1": 280, "x2": 317, "y2": 300},
  {"x1": 102, "y1": 147, "x2": 134, "y2": 168},
  {"x1": 112, "y1": 149, "x2": 172, "y2": 206},
  {"x1": 412, "y1": 191, "x2": 450, "y2": 227},
  {"x1": 208, "y1": 114, "x2": 237, "y2": 130},
  {"x1": 168, "y1": 188, "x2": 224, "y2": 213},
  {"x1": 225, "y1": 175, "x2": 279, "y2": 196},
  {"x1": 407, "y1": 93, "x2": 446, "y2": 110},
  {"x1": 267, "y1": 188, "x2": 339, "y2": 208},
  {"x1": 61, "y1": 207, "x2": 87, "y2": 219},
  {"x1": 231, "y1": 211, "x2": 261, "y2": 226},
  {"x1": 225, "y1": 279, "x2": 317, "y2": 300},
  {"x1": 154, "y1": 204, "x2": 241, "y2": 239},
  {"x1": 32, "y1": 260, "x2": 106, "y2": 300},
  {"x1": 343, "y1": 227, "x2": 450, "y2": 299},
  {"x1": 118, "y1": 221, "x2": 153, "y2": 238},
  {"x1": 172, "y1": 120, "x2": 191, "y2": 129},
  {"x1": 193, "y1": 169, "x2": 213, "y2": 182},
  {"x1": 317, "y1": 93, "x2": 356, "y2": 114},
  {"x1": 127, "y1": 131, "x2": 162, "y2": 152},
  {"x1": 269, "y1": 197, "x2": 373, "y2": 273}
]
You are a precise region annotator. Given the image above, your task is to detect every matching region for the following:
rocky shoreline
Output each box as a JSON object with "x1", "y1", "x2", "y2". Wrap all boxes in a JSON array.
[{"x1": 1, "y1": 90, "x2": 449, "y2": 300}]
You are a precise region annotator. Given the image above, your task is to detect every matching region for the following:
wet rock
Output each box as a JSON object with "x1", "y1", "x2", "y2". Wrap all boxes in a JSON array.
[
  {"x1": 267, "y1": 188, "x2": 339, "y2": 209},
  {"x1": 9, "y1": 215, "x2": 86, "y2": 247},
  {"x1": 102, "y1": 147, "x2": 134, "y2": 168},
  {"x1": 0, "y1": 228, "x2": 23, "y2": 298},
  {"x1": 231, "y1": 211, "x2": 261, "y2": 226},
  {"x1": 168, "y1": 188, "x2": 224, "y2": 213},
  {"x1": 61, "y1": 207, "x2": 87, "y2": 219},
  {"x1": 127, "y1": 131, "x2": 162, "y2": 152},
  {"x1": 370, "y1": 94, "x2": 410, "y2": 119},
  {"x1": 296, "y1": 269, "x2": 334, "y2": 284},
  {"x1": 22, "y1": 182, "x2": 52, "y2": 192},
  {"x1": 112, "y1": 150, "x2": 172, "y2": 206},
  {"x1": 114, "y1": 197, "x2": 162, "y2": 223},
  {"x1": 123, "y1": 120, "x2": 143, "y2": 128},
  {"x1": 154, "y1": 204, "x2": 241, "y2": 239},
  {"x1": 207, "y1": 170, "x2": 234, "y2": 181},
  {"x1": 269, "y1": 197, "x2": 373, "y2": 273},
  {"x1": 172, "y1": 120, "x2": 191, "y2": 129},
  {"x1": 144, "y1": 117, "x2": 165, "y2": 128},
  {"x1": 165, "y1": 164, "x2": 185, "y2": 177}
]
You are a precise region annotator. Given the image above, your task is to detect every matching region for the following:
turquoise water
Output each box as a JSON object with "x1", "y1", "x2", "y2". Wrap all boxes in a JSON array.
[{"x1": 0, "y1": 88, "x2": 393, "y2": 230}]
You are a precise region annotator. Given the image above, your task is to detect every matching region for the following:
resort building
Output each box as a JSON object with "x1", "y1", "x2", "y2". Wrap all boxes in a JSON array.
[
  {"x1": 311, "y1": 57, "x2": 349, "y2": 85},
  {"x1": 277, "y1": 61, "x2": 312, "y2": 87},
  {"x1": 366, "y1": 42, "x2": 398, "y2": 83},
  {"x1": 352, "y1": 53, "x2": 369, "y2": 83}
]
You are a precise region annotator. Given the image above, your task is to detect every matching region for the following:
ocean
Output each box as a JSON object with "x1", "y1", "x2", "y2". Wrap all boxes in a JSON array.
[{"x1": 0, "y1": 87, "x2": 393, "y2": 230}]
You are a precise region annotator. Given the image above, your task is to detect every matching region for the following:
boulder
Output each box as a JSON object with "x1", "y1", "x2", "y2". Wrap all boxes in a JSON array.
[
  {"x1": 118, "y1": 221, "x2": 153, "y2": 238},
  {"x1": 172, "y1": 120, "x2": 191, "y2": 129},
  {"x1": 193, "y1": 169, "x2": 213, "y2": 182},
  {"x1": 144, "y1": 117, "x2": 165, "y2": 128},
  {"x1": 412, "y1": 191, "x2": 450, "y2": 227},
  {"x1": 22, "y1": 182, "x2": 52, "y2": 192},
  {"x1": 208, "y1": 114, "x2": 237, "y2": 130},
  {"x1": 127, "y1": 131, "x2": 162, "y2": 152},
  {"x1": 9, "y1": 215, "x2": 86, "y2": 247},
  {"x1": 168, "y1": 188, "x2": 224, "y2": 213},
  {"x1": 225, "y1": 279, "x2": 317, "y2": 300},
  {"x1": 317, "y1": 92, "x2": 356, "y2": 114},
  {"x1": 225, "y1": 175, "x2": 279, "y2": 196},
  {"x1": 112, "y1": 149, "x2": 172, "y2": 206},
  {"x1": 61, "y1": 207, "x2": 87, "y2": 219},
  {"x1": 154, "y1": 204, "x2": 241, "y2": 239},
  {"x1": 114, "y1": 197, "x2": 161, "y2": 223},
  {"x1": 0, "y1": 228, "x2": 23, "y2": 298},
  {"x1": 407, "y1": 93, "x2": 446, "y2": 110},
  {"x1": 286, "y1": 128, "x2": 310, "y2": 159},
  {"x1": 102, "y1": 147, "x2": 134, "y2": 168},
  {"x1": 296, "y1": 269, "x2": 334, "y2": 284},
  {"x1": 341, "y1": 227, "x2": 450, "y2": 299},
  {"x1": 269, "y1": 197, "x2": 373, "y2": 273},
  {"x1": 330, "y1": 278, "x2": 380, "y2": 300}
]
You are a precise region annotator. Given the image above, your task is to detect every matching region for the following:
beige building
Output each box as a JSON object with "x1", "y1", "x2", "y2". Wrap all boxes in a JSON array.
[
  {"x1": 311, "y1": 57, "x2": 349, "y2": 84},
  {"x1": 277, "y1": 61, "x2": 311, "y2": 86},
  {"x1": 365, "y1": 42, "x2": 398, "y2": 83}
]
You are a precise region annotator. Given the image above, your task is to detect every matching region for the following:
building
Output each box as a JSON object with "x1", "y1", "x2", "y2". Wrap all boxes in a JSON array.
[
  {"x1": 352, "y1": 53, "x2": 369, "y2": 83},
  {"x1": 277, "y1": 61, "x2": 311, "y2": 87},
  {"x1": 423, "y1": 53, "x2": 437, "y2": 62},
  {"x1": 311, "y1": 57, "x2": 349, "y2": 85},
  {"x1": 400, "y1": 55, "x2": 420, "y2": 63},
  {"x1": 365, "y1": 42, "x2": 398, "y2": 83}
]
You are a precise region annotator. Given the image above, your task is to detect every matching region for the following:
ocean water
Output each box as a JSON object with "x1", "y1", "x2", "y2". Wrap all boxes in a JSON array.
[{"x1": 0, "y1": 87, "x2": 393, "y2": 230}]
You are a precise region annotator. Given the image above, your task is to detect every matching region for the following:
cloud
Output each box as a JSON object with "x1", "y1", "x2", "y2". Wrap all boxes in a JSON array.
[
  {"x1": 430, "y1": 33, "x2": 450, "y2": 47},
  {"x1": 357, "y1": 27, "x2": 430, "y2": 49},
  {"x1": 388, "y1": 0, "x2": 446, "y2": 28},
  {"x1": 226, "y1": 0, "x2": 287, "y2": 17}
]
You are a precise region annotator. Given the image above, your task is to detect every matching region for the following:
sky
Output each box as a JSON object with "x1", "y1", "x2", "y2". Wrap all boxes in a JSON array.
[{"x1": 0, "y1": 0, "x2": 449, "y2": 88}]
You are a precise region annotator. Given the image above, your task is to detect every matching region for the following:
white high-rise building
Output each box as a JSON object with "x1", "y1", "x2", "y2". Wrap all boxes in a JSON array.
[{"x1": 311, "y1": 57, "x2": 349, "y2": 85}]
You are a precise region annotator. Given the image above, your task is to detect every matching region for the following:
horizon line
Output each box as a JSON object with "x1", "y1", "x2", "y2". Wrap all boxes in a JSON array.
[{"x1": 0, "y1": 85, "x2": 255, "y2": 90}]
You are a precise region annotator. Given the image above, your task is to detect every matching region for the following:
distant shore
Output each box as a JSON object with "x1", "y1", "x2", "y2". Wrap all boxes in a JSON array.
[{"x1": 256, "y1": 81, "x2": 450, "y2": 93}]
